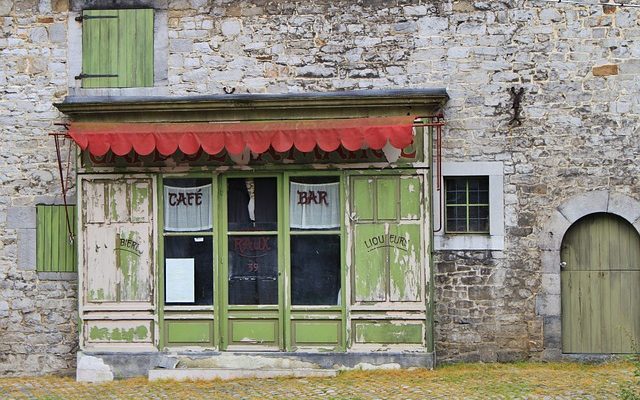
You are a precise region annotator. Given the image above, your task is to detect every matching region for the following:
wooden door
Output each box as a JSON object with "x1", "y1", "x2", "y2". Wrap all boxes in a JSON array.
[{"x1": 561, "y1": 213, "x2": 640, "y2": 353}]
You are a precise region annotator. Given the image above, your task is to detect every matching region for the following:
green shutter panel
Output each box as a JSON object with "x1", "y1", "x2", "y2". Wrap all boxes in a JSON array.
[
  {"x1": 81, "y1": 9, "x2": 153, "y2": 88},
  {"x1": 36, "y1": 205, "x2": 77, "y2": 272}
]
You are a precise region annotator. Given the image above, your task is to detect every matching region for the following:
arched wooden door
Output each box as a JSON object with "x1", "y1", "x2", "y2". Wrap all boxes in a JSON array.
[{"x1": 561, "y1": 213, "x2": 640, "y2": 353}]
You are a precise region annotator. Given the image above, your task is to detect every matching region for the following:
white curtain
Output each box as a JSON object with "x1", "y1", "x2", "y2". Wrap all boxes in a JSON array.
[
  {"x1": 290, "y1": 182, "x2": 339, "y2": 229},
  {"x1": 164, "y1": 184, "x2": 212, "y2": 231}
]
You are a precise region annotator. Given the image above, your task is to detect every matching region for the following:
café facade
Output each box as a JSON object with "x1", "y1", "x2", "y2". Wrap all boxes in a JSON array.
[{"x1": 54, "y1": 90, "x2": 449, "y2": 378}]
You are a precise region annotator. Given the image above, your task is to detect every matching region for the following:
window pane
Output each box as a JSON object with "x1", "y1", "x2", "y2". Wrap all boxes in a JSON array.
[
  {"x1": 291, "y1": 235, "x2": 341, "y2": 305},
  {"x1": 228, "y1": 178, "x2": 278, "y2": 231},
  {"x1": 164, "y1": 178, "x2": 212, "y2": 232},
  {"x1": 228, "y1": 235, "x2": 278, "y2": 305},
  {"x1": 468, "y1": 177, "x2": 489, "y2": 204},
  {"x1": 469, "y1": 206, "x2": 490, "y2": 232},
  {"x1": 446, "y1": 205, "x2": 467, "y2": 232},
  {"x1": 290, "y1": 176, "x2": 340, "y2": 231},
  {"x1": 445, "y1": 178, "x2": 467, "y2": 205},
  {"x1": 164, "y1": 236, "x2": 213, "y2": 305}
]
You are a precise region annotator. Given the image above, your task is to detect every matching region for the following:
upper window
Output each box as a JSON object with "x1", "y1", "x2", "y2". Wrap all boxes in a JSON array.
[
  {"x1": 445, "y1": 176, "x2": 489, "y2": 233},
  {"x1": 79, "y1": 9, "x2": 154, "y2": 88}
]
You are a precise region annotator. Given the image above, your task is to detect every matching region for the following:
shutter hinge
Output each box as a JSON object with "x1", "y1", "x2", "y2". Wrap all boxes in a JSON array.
[
  {"x1": 75, "y1": 73, "x2": 119, "y2": 80},
  {"x1": 75, "y1": 14, "x2": 118, "y2": 22}
]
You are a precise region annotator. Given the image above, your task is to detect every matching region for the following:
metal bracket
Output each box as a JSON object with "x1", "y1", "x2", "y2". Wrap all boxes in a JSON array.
[
  {"x1": 75, "y1": 15, "x2": 118, "y2": 22},
  {"x1": 509, "y1": 87, "x2": 525, "y2": 126},
  {"x1": 75, "y1": 73, "x2": 119, "y2": 80}
]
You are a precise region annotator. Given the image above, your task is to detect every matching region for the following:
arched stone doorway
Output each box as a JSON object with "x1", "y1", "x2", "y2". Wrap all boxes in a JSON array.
[
  {"x1": 561, "y1": 213, "x2": 640, "y2": 353},
  {"x1": 538, "y1": 191, "x2": 640, "y2": 358}
]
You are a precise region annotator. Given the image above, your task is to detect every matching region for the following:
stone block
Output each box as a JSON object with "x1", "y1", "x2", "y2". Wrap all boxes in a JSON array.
[
  {"x1": 608, "y1": 192, "x2": 640, "y2": 224},
  {"x1": 7, "y1": 206, "x2": 36, "y2": 229},
  {"x1": 220, "y1": 18, "x2": 241, "y2": 37},
  {"x1": 540, "y1": 273, "x2": 560, "y2": 295},
  {"x1": 77, "y1": 353, "x2": 114, "y2": 382},
  {"x1": 543, "y1": 315, "x2": 561, "y2": 348},
  {"x1": 535, "y1": 294, "x2": 560, "y2": 317},
  {"x1": 557, "y1": 190, "x2": 609, "y2": 224},
  {"x1": 0, "y1": 0, "x2": 12, "y2": 15},
  {"x1": 592, "y1": 64, "x2": 618, "y2": 76},
  {"x1": 17, "y1": 228, "x2": 37, "y2": 271},
  {"x1": 48, "y1": 23, "x2": 65, "y2": 43},
  {"x1": 538, "y1": 211, "x2": 570, "y2": 251},
  {"x1": 540, "y1": 250, "x2": 561, "y2": 274}
]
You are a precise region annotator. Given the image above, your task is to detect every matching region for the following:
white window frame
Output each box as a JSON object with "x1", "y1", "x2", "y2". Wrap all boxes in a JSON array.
[{"x1": 433, "y1": 162, "x2": 504, "y2": 250}]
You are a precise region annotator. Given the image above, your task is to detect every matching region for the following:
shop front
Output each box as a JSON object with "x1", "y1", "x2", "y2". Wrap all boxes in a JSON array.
[{"x1": 54, "y1": 89, "x2": 448, "y2": 378}]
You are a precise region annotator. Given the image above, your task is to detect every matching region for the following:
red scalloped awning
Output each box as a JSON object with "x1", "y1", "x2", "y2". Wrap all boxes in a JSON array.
[{"x1": 68, "y1": 116, "x2": 417, "y2": 157}]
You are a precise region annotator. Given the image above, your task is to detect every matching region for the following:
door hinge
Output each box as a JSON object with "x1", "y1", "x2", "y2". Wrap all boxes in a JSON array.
[
  {"x1": 75, "y1": 73, "x2": 119, "y2": 80},
  {"x1": 75, "y1": 15, "x2": 118, "y2": 22}
]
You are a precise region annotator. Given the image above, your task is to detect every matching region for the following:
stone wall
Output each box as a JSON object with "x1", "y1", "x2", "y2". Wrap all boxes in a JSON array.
[{"x1": 1, "y1": 0, "x2": 639, "y2": 374}]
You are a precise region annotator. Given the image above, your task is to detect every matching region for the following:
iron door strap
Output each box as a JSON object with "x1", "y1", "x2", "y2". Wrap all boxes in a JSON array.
[
  {"x1": 75, "y1": 15, "x2": 118, "y2": 22},
  {"x1": 75, "y1": 73, "x2": 119, "y2": 80}
]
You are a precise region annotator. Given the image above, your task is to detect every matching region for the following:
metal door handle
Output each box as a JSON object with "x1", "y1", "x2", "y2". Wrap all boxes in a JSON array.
[{"x1": 560, "y1": 261, "x2": 567, "y2": 269}]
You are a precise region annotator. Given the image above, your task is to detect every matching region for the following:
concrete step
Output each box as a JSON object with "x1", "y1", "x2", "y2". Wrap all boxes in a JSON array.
[{"x1": 148, "y1": 367, "x2": 338, "y2": 381}]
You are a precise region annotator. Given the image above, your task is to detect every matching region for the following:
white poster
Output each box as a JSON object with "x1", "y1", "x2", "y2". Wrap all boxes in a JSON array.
[
  {"x1": 164, "y1": 184, "x2": 212, "y2": 232},
  {"x1": 290, "y1": 182, "x2": 340, "y2": 229},
  {"x1": 165, "y1": 258, "x2": 195, "y2": 303}
]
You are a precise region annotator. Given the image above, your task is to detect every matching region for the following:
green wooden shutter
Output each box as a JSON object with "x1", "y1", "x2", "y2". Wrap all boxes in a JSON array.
[
  {"x1": 36, "y1": 205, "x2": 77, "y2": 272},
  {"x1": 81, "y1": 9, "x2": 154, "y2": 88}
]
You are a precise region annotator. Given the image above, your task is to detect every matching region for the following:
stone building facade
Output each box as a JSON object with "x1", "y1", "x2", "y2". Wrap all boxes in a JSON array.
[{"x1": 1, "y1": 0, "x2": 639, "y2": 376}]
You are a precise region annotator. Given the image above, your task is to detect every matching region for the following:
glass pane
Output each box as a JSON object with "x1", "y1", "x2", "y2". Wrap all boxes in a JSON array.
[
  {"x1": 445, "y1": 178, "x2": 467, "y2": 205},
  {"x1": 469, "y1": 206, "x2": 490, "y2": 232},
  {"x1": 446, "y1": 205, "x2": 467, "y2": 232},
  {"x1": 228, "y1": 235, "x2": 278, "y2": 305},
  {"x1": 290, "y1": 176, "x2": 340, "y2": 231},
  {"x1": 468, "y1": 177, "x2": 489, "y2": 204},
  {"x1": 228, "y1": 178, "x2": 278, "y2": 231},
  {"x1": 291, "y1": 235, "x2": 341, "y2": 305},
  {"x1": 164, "y1": 178, "x2": 212, "y2": 232},
  {"x1": 164, "y1": 236, "x2": 213, "y2": 305}
]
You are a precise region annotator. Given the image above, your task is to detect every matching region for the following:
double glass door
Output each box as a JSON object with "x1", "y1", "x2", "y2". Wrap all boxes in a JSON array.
[{"x1": 162, "y1": 173, "x2": 344, "y2": 351}]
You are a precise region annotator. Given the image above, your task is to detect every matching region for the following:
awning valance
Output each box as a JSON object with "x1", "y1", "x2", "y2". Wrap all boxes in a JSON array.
[{"x1": 69, "y1": 116, "x2": 417, "y2": 157}]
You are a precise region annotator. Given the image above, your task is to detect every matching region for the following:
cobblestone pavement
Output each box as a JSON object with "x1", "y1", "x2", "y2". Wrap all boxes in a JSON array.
[{"x1": 0, "y1": 362, "x2": 634, "y2": 399}]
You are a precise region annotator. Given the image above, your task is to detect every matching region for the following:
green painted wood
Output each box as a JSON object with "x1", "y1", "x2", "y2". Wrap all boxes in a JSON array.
[
  {"x1": 353, "y1": 321, "x2": 423, "y2": 344},
  {"x1": 561, "y1": 213, "x2": 640, "y2": 353},
  {"x1": 231, "y1": 320, "x2": 277, "y2": 343},
  {"x1": 376, "y1": 177, "x2": 398, "y2": 220},
  {"x1": 352, "y1": 177, "x2": 374, "y2": 220},
  {"x1": 293, "y1": 321, "x2": 340, "y2": 344},
  {"x1": 389, "y1": 224, "x2": 421, "y2": 302},
  {"x1": 354, "y1": 224, "x2": 387, "y2": 302},
  {"x1": 36, "y1": 205, "x2": 77, "y2": 272},
  {"x1": 82, "y1": 9, "x2": 153, "y2": 88},
  {"x1": 400, "y1": 176, "x2": 421, "y2": 220},
  {"x1": 166, "y1": 321, "x2": 212, "y2": 344}
]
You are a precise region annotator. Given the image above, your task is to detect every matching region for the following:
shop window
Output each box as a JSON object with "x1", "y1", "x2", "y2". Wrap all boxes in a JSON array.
[
  {"x1": 79, "y1": 9, "x2": 154, "y2": 88},
  {"x1": 163, "y1": 178, "x2": 213, "y2": 305},
  {"x1": 36, "y1": 205, "x2": 77, "y2": 272},
  {"x1": 289, "y1": 177, "x2": 341, "y2": 306},
  {"x1": 227, "y1": 178, "x2": 279, "y2": 305},
  {"x1": 444, "y1": 177, "x2": 489, "y2": 233}
]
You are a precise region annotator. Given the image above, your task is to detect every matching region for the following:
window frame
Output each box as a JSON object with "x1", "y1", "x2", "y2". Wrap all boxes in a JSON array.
[
  {"x1": 67, "y1": 6, "x2": 168, "y2": 95},
  {"x1": 433, "y1": 162, "x2": 504, "y2": 251},
  {"x1": 444, "y1": 176, "x2": 490, "y2": 234}
]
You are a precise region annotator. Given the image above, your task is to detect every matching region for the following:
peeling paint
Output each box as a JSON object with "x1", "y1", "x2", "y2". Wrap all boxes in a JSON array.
[{"x1": 88, "y1": 324, "x2": 150, "y2": 342}]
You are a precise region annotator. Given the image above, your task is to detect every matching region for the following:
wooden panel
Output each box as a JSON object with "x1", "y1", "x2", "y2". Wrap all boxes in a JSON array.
[
  {"x1": 354, "y1": 224, "x2": 387, "y2": 302},
  {"x1": 166, "y1": 321, "x2": 213, "y2": 344},
  {"x1": 85, "y1": 320, "x2": 153, "y2": 344},
  {"x1": 85, "y1": 224, "x2": 118, "y2": 302},
  {"x1": 561, "y1": 213, "x2": 640, "y2": 353},
  {"x1": 118, "y1": 9, "x2": 154, "y2": 87},
  {"x1": 116, "y1": 226, "x2": 153, "y2": 302},
  {"x1": 108, "y1": 181, "x2": 130, "y2": 223},
  {"x1": 36, "y1": 205, "x2": 77, "y2": 272},
  {"x1": 82, "y1": 10, "x2": 119, "y2": 88},
  {"x1": 353, "y1": 321, "x2": 423, "y2": 344},
  {"x1": 130, "y1": 180, "x2": 151, "y2": 223},
  {"x1": 399, "y1": 176, "x2": 421, "y2": 220},
  {"x1": 83, "y1": 180, "x2": 106, "y2": 223},
  {"x1": 351, "y1": 177, "x2": 374, "y2": 221},
  {"x1": 376, "y1": 177, "x2": 398, "y2": 220},
  {"x1": 293, "y1": 321, "x2": 340, "y2": 345},
  {"x1": 230, "y1": 320, "x2": 278, "y2": 345},
  {"x1": 389, "y1": 224, "x2": 421, "y2": 302}
]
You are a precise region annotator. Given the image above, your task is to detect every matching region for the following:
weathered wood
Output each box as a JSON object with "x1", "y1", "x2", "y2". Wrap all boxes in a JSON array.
[{"x1": 561, "y1": 213, "x2": 640, "y2": 353}]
